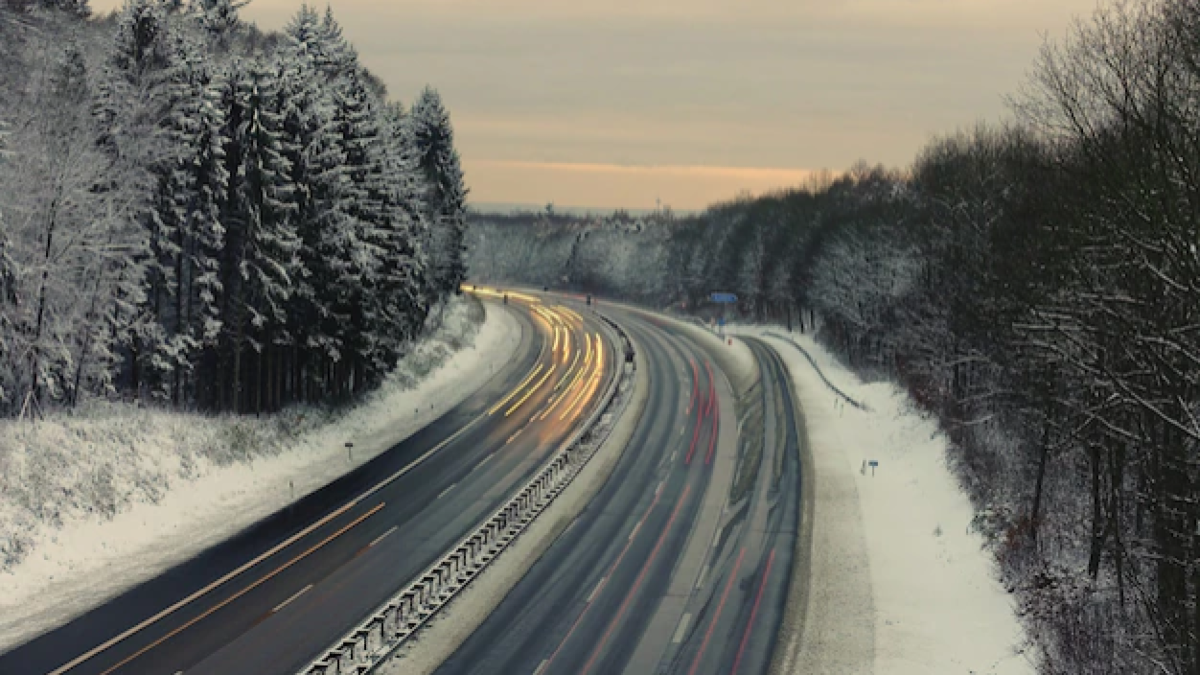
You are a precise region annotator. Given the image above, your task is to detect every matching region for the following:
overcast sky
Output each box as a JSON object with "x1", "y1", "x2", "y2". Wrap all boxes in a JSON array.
[{"x1": 95, "y1": 0, "x2": 1098, "y2": 210}]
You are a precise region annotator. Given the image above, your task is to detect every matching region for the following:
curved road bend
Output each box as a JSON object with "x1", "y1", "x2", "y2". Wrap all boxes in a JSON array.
[
  {"x1": 0, "y1": 293, "x2": 618, "y2": 675},
  {"x1": 654, "y1": 337, "x2": 801, "y2": 675},
  {"x1": 435, "y1": 305, "x2": 722, "y2": 675},
  {"x1": 434, "y1": 317, "x2": 802, "y2": 675}
]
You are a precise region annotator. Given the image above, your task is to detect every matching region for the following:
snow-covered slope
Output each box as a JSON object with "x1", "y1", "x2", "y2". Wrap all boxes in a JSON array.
[
  {"x1": 0, "y1": 297, "x2": 521, "y2": 652},
  {"x1": 728, "y1": 325, "x2": 1034, "y2": 674}
]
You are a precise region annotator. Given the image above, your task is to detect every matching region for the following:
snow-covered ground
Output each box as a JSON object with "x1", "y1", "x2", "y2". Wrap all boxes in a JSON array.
[
  {"x1": 0, "y1": 297, "x2": 521, "y2": 652},
  {"x1": 727, "y1": 324, "x2": 1034, "y2": 675}
]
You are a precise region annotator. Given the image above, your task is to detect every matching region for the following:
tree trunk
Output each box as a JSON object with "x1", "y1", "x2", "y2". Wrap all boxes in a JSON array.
[
  {"x1": 255, "y1": 338, "x2": 263, "y2": 416},
  {"x1": 71, "y1": 266, "x2": 107, "y2": 408},
  {"x1": 1029, "y1": 421, "x2": 1050, "y2": 546},
  {"x1": 28, "y1": 187, "x2": 62, "y2": 414}
]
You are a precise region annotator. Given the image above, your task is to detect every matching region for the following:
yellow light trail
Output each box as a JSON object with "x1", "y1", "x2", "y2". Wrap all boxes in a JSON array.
[
  {"x1": 561, "y1": 334, "x2": 605, "y2": 421},
  {"x1": 556, "y1": 347, "x2": 583, "y2": 393},
  {"x1": 506, "y1": 364, "x2": 556, "y2": 417},
  {"x1": 552, "y1": 325, "x2": 561, "y2": 354},
  {"x1": 464, "y1": 286, "x2": 542, "y2": 304},
  {"x1": 487, "y1": 363, "x2": 544, "y2": 416},
  {"x1": 538, "y1": 336, "x2": 591, "y2": 421},
  {"x1": 562, "y1": 325, "x2": 571, "y2": 363}
]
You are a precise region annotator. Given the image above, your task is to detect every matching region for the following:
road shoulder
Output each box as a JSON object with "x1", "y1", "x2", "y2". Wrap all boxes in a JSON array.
[{"x1": 764, "y1": 334, "x2": 876, "y2": 675}]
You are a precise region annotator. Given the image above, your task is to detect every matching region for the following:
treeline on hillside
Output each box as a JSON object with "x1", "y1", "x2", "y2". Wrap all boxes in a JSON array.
[
  {"x1": 468, "y1": 1, "x2": 1200, "y2": 672},
  {"x1": 0, "y1": 0, "x2": 469, "y2": 416}
]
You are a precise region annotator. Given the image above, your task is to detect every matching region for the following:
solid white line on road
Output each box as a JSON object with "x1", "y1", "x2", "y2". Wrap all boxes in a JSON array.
[
  {"x1": 533, "y1": 658, "x2": 550, "y2": 675},
  {"x1": 369, "y1": 526, "x2": 397, "y2": 548},
  {"x1": 474, "y1": 454, "x2": 493, "y2": 471},
  {"x1": 628, "y1": 521, "x2": 642, "y2": 542},
  {"x1": 438, "y1": 483, "x2": 458, "y2": 500},
  {"x1": 587, "y1": 578, "x2": 607, "y2": 604},
  {"x1": 272, "y1": 584, "x2": 312, "y2": 614},
  {"x1": 655, "y1": 480, "x2": 665, "y2": 497},
  {"x1": 672, "y1": 613, "x2": 692, "y2": 644},
  {"x1": 695, "y1": 564, "x2": 709, "y2": 590}
]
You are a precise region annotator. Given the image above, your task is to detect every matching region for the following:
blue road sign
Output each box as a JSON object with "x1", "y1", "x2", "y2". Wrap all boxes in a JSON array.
[
  {"x1": 718, "y1": 317, "x2": 726, "y2": 326},
  {"x1": 868, "y1": 460, "x2": 879, "y2": 468},
  {"x1": 710, "y1": 292, "x2": 738, "y2": 303}
]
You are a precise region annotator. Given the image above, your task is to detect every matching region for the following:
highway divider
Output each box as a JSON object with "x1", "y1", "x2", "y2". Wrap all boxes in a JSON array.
[{"x1": 297, "y1": 310, "x2": 637, "y2": 675}]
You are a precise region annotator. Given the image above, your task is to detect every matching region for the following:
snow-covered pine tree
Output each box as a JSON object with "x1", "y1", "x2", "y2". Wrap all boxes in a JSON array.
[
  {"x1": 379, "y1": 100, "x2": 431, "y2": 343},
  {"x1": 357, "y1": 99, "x2": 428, "y2": 382},
  {"x1": 330, "y1": 66, "x2": 388, "y2": 396},
  {"x1": 192, "y1": 0, "x2": 246, "y2": 45},
  {"x1": 318, "y1": 6, "x2": 359, "y2": 80},
  {"x1": 216, "y1": 57, "x2": 299, "y2": 413},
  {"x1": 411, "y1": 86, "x2": 468, "y2": 301},
  {"x1": 277, "y1": 14, "x2": 356, "y2": 403},
  {"x1": 145, "y1": 31, "x2": 229, "y2": 406}
]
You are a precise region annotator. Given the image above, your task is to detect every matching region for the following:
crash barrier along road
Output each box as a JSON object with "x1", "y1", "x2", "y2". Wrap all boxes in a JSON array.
[{"x1": 298, "y1": 311, "x2": 636, "y2": 675}]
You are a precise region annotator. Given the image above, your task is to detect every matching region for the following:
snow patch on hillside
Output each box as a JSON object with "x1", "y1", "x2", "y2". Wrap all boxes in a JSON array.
[
  {"x1": 0, "y1": 298, "x2": 521, "y2": 652},
  {"x1": 731, "y1": 325, "x2": 1034, "y2": 674}
]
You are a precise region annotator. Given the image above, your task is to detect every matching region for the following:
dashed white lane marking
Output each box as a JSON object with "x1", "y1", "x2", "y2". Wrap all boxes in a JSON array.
[
  {"x1": 369, "y1": 526, "x2": 397, "y2": 548},
  {"x1": 672, "y1": 612, "x2": 692, "y2": 644},
  {"x1": 695, "y1": 564, "x2": 709, "y2": 590},
  {"x1": 628, "y1": 521, "x2": 643, "y2": 542},
  {"x1": 271, "y1": 584, "x2": 312, "y2": 614},
  {"x1": 587, "y1": 578, "x2": 607, "y2": 604},
  {"x1": 438, "y1": 483, "x2": 458, "y2": 500}
]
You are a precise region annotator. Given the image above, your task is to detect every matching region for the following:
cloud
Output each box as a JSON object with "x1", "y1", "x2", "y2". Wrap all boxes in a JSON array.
[{"x1": 87, "y1": 0, "x2": 1098, "y2": 208}]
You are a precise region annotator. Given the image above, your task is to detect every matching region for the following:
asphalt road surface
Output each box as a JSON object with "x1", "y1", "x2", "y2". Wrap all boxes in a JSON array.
[
  {"x1": 657, "y1": 337, "x2": 800, "y2": 675},
  {"x1": 434, "y1": 308, "x2": 802, "y2": 675},
  {"x1": 0, "y1": 293, "x2": 617, "y2": 675}
]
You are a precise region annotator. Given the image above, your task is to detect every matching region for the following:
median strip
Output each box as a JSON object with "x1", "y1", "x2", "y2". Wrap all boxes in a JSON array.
[{"x1": 296, "y1": 314, "x2": 637, "y2": 675}]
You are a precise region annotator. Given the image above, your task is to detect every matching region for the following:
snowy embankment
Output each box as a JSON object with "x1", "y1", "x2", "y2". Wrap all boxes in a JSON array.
[
  {"x1": 0, "y1": 297, "x2": 521, "y2": 652},
  {"x1": 727, "y1": 325, "x2": 1033, "y2": 675}
]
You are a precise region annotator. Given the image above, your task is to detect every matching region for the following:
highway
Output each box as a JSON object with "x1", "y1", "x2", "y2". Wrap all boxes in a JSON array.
[
  {"x1": 433, "y1": 320, "x2": 802, "y2": 675},
  {"x1": 0, "y1": 292, "x2": 618, "y2": 675},
  {"x1": 657, "y1": 337, "x2": 800, "y2": 675}
]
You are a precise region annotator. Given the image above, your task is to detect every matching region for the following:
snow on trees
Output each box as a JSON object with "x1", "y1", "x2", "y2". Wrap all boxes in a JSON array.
[
  {"x1": 411, "y1": 86, "x2": 468, "y2": 299},
  {"x1": 0, "y1": 1, "x2": 467, "y2": 415}
]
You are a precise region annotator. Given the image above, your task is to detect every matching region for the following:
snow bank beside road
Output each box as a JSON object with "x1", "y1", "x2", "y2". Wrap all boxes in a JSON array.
[
  {"x1": 0, "y1": 297, "x2": 521, "y2": 652},
  {"x1": 730, "y1": 326, "x2": 1033, "y2": 675}
]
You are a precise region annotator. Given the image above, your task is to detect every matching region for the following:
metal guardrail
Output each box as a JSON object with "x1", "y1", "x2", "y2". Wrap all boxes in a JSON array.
[
  {"x1": 297, "y1": 311, "x2": 636, "y2": 675},
  {"x1": 764, "y1": 331, "x2": 871, "y2": 412}
]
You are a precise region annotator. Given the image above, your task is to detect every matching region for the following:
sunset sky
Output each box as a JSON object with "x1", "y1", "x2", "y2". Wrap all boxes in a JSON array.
[{"x1": 94, "y1": 0, "x2": 1099, "y2": 210}]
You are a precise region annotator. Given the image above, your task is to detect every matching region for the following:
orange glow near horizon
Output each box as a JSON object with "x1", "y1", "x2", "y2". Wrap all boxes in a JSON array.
[{"x1": 465, "y1": 160, "x2": 829, "y2": 211}]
